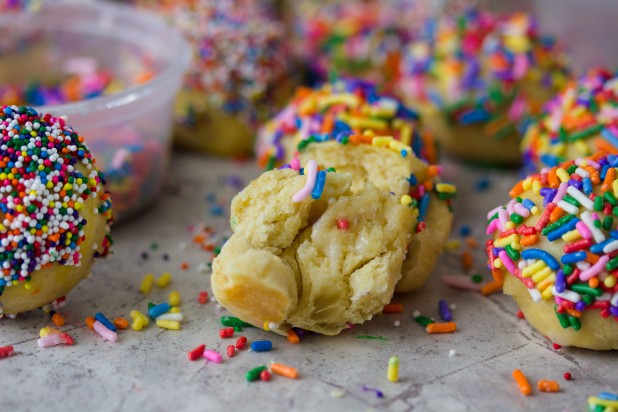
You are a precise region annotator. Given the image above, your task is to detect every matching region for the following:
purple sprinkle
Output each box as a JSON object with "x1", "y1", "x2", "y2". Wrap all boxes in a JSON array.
[
  {"x1": 575, "y1": 300, "x2": 586, "y2": 312},
  {"x1": 438, "y1": 299, "x2": 453, "y2": 322},
  {"x1": 610, "y1": 306, "x2": 618, "y2": 317},
  {"x1": 362, "y1": 386, "x2": 384, "y2": 399},
  {"x1": 568, "y1": 179, "x2": 583, "y2": 190}
]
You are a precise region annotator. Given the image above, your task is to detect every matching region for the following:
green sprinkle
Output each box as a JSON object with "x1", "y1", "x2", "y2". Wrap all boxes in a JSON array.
[
  {"x1": 594, "y1": 196, "x2": 604, "y2": 211},
  {"x1": 568, "y1": 315, "x2": 581, "y2": 331},
  {"x1": 327, "y1": 167, "x2": 336, "y2": 173},
  {"x1": 491, "y1": 122, "x2": 516, "y2": 141},
  {"x1": 613, "y1": 206, "x2": 618, "y2": 216},
  {"x1": 488, "y1": 212, "x2": 499, "y2": 224},
  {"x1": 414, "y1": 315, "x2": 434, "y2": 327},
  {"x1": 221, "y1": 316, "x2": 254, "y2": 331},
  {"x1": 505, "y1": 244, "x2": 520, "y2": 261},
  {"x1": 567, "y1": 124, "x2": 604, "y2": 142},
  {"x1": 355, "y1": 335, "x2": 388, "y2": 341},
  {"x1": 563, "y1": 264, "x2": 573, "y2": 275},
  {"x1": 562, "y1": 195, "x2": 580, "y2": 207},
  {"x1": 510, "y1": 213, "x2": 523, "y2": 224},
  {"x1": 471, "y1": 274, "x2": 483, "y2": 284},
  {"x1": 265, "y1": 156, "x2": 276, "y2": 171},
  {"x1": 581, "y1": 294, "x2": 594, "y2": 305},
  {"x1": 593, "y1": 220, "x2": 602, "y2": 229},
  {"x1": 567, "y1": 164, "x2": 578, "y2": 174},
  {"x1": 437, "y1": 192, "x2": 457, "y2": 200},
  {"x1": 603, "y1": 216, "x2": 614, "y2": 231},
  {"x1": 150, "y1": 242, "x2": 158, "y2": 250},
  {"x1": 542, "y1": 214, "x2": 576, "y2": 235},
  {"x1": 606, "y1": 256, "x2": 618, "y2": 271},
  {"x1": 246, "y1": 366, "x2": 268, "y2": 382},
  {"x1": 554, "y1": 307, "x2": 570, "y2": 329},
  {"x1": 570, "y1": 284, "x2": 603, "y2": 297},
  {"x1": 604, "y1": 191, "x2": 618, "y2": 206}
]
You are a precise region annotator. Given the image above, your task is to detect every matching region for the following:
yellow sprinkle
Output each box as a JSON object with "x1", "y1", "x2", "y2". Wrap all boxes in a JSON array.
[
  {"x1": 588, "y1": 397, "x2": 618, "y2": 409},
  {"x1": 400, "y1": 195, "x2": 412, "y2": 206},
  {"x1": 494, "y1": 234, "x2": 520, "y2": 248},
  {"x1": 494, "y1": 258, "x2": 503, "y2": 269},
  {"x1": 522, "y1": 260, "x2": 547, "y2": 278},
  {"x1": 140, "y1": 274, "x2": 154, "y2": 294},
  {"x1": 436, "y1": 183, "x2": 456, "y2": 194},
  {"x1": 156, "y1": 272, "x2": 172, "y2": 288},
  {"x1": 156, "y1": 320, "x2": 180, "y2": 330},
  {"x1": 263, "y1": 321, "x2": 271, "y2": 331},
  {"x1": 445, "y1": 240, "x2": 461, "y2": 250},
  {"x1": 399, "y1": 124, "x2": 412, "y2": 146},
  {"x1": 522, "y1": 177, "x2": 533, "y2": 191},
  {"x1": 387, "y1": 356, "x2": 399, "y2": 383},
  {"x1": 316, "y1": 93, "x2": 360, "y2": 110},
  {"x1": 556, "y1": 168, "x2": 570, "y2": 183},
  {"x1": 39, "y1": 327, "x2": 50, "y2": 338},
  {"x1": 389, "y1": 140, "x2": 411, "y2": 155},
  {"x1": 562, "y1": 229, "x2": 581, "y2": 242},
  {"x1": 505, "y1": 221, "x2": 516, "y2": 230},
  {"x1": 349, "y1": 116, "x2": 388, "y2": 130},
  {"x1": 604, "y1": 275, "x2": 616, "y2": 288},
  {"x1": 573, "y1": 140, "x2": 591, "y2": 155},
  {"x1": 550, "y1": 142, "x2": 566, "y2": 157},
  {"x1": 613, "y1": 180, "x2": 618, "y2": 198},
  {"x1": 372, "y1": 136, "x2": 393, "y2": 147},
  {"x1": 531, "y1": 267, "x2": 553, "y2": 284},
  {"x1": 131, "y1": 317, "x2": 146, "y2": 331},
  {"x1": 530, "y1": 206, "x2": 541, "y2": 216},
  {"x1": 170, "y1": 306, "x2": 181, "y2": 314},
  {"x1": 169, "y1": 291, "x2": 181, "y2": 307},
  {"x1": 130, "y1": 310, "x2": 149, "y2": 327},
  {"x1": 531, "y1": 180, "x2": 541, "y2": 195},
  {"x1": 510, "y1": 241, "x2": 522, "y2": 251},
  {"x1": 541, "y1": 285, "x2": 555, "y2": 300}
]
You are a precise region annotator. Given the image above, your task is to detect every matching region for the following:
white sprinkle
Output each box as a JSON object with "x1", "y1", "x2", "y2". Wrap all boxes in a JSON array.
[
  {"x1": 393, "y1": 320, "x2": 401, "y2": 327},
  {"x1": 448, "y1": 350, "x2": 457, "y2": 358},
  {"x1": 330, "y1": 390, "x2": 346, "y2": 398}
]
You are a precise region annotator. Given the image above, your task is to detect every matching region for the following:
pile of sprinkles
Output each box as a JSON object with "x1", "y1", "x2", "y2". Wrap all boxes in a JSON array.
[
  {"x1": 522, "y1": 68, "x2": 618, "y2": 171},
  {"x1": 487, "y1": 154, "x2": 618, "y2": 332},
  {"x1": 136, "y1": 0, "x2": 290, "y2": 126},
  {"x1": 397, "y1": 8, "x2": 569, "y2": 135},
  {"x1": 0, "y1": 105, "x2": 112, "y2": 298},
  {"x1": 257, "y1": 78, "x2": 437, "y2": 168}
]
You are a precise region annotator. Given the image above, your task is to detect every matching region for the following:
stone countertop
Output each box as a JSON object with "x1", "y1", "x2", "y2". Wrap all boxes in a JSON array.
[{"x1": 0, "y1": 151, "x2": 615, "y2": 412}]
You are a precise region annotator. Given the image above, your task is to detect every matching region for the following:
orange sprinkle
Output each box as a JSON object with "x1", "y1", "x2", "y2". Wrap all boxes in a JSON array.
[
  {"x1": 491, "y1": 269, "x2": 505, "y2": 284},
  {"x1": 481, "y1": 280, "x2": 503, "y2": 296},
  {"x1": 320, "y1": 113, "x2": 334, "y2": 134},
  {"x1": 566, "y1": 308, "x2": 581, "y2": 318},
  {"x1": 461, "y1": 251, "x2": 473, "y2": 270},
  {"x1": 114, "y1": 318, "x2": 129, "y2": 330},
  {"x1": 85, "y1": 316, "x2": 95, "y2": 330},
  {"x1": 270, "y1": 363, "x2": 299, "y2": 379},
  {"x1": 586, "y1": 252, "x2": 600, "y2": 264},
  {"x1": 509, "y1": 181, "x2": 524, "y2": 198},
  {"x1": 287, "y1": 329, "x2": 300, "y2": 344},
  {"x1": 382, "y1": 303, "x2": 404, "y2": 314},
  {"x1": 465, "y1": 236, "x2": 478, "y2": 248},
  {"x1": 594, "y1": 137, "x2": 618, "y2": 155},
  {"x1": 180, "y1": 262, "x2": 189, "y2": 270},
  {"x1": 51, "y1": 313, "x2": 65, "y2": 327},
  {"x1": 549, "y1": 206, "x2": 565, "y2": 223},
  {"x1": 589, "y1": 277, "x2": 600, "y2": 289},
  {"x1": 426, "y1": 322, "x2": 457, "y2": 334},
  {"x1": 427, "y1": 165, "x2": 440, "y2": 178},
  {"x1": 537, "y1": 379, "x2": 560, "y2": 393},
  {"x1": 520, "y1": 234, "x2": 539, "y2": 246},
  {"x1": 602, "y1": 166, "x2": 617, "y2": 192},
  {"x1": 513, "y1": 369, "x2": 532, "y2": 396}
]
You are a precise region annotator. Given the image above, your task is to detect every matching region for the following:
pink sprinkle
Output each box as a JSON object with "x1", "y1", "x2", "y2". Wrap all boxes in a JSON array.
[
  {"x1": 37, "y1": 332, "x2": 74, "y2": 348},
  {"x1": 441, "y1": 275, "x2": 482, "y2": 292},
  {"x1": 513, "y1": 203, "x2": 530, "y2": 218},
  {"x1": 552, "y1": 182, "x2": 568, "y2": 205},
  {"x1": 579, "y1": 255, "x2": 609, "y2": 281},
  {"x1": 486, "y1": 219, "x2": 499, "y2": 235},
  {"x1": 487, "y1": 206, "x2": 504, "y2": 220},
  {"x1": 498, "y1": 250, "x2": 517, "y2": 274},
  {"x1": 93, "y1": 320, "x2": 118, "y2": 343},
  {"x1": 575, "y1": 221, "x2": 592, "y2": 240},
  {"x1": 506, "y1": 199, "x2": 517, "y2": 215},
  {"x1": 203, "y1": 349, "x2": 223, "y2": 364},
  {"x1": 508, "y1": 94, "x2": 527, "y2": 121},
  {"x1": 290, "y1": 157, "x2": 300, "y2": 171},
  {"x1": 292, "y1": 160, "x2": 318, "y2": 203},
  {"x1": 498, "y1": 209, "x2": 508, "y2": 232}
]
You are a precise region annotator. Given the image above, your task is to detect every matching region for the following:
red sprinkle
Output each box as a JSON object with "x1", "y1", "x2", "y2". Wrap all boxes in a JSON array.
[
  {"x1": 0, "y1": 345, "x2": 14, "y2": 358},
  {"x1": 416, "y1": 222, "x2": 427, "y2": 233},
  {"x1": 564, "y1": 372, "x2": 572, "y2": 380},
  {"x1": 516, "y1": 311, "x2": 525, "y2": 319},
  {"x1": 260, "y1": 370, "x2": 271, "y2": 381},
  {"x1": 336, "y1": 219, "x2": 349, "y2": 230},
  {"x1": 59, "y1": 332, "x2": 74, "y2": 345},
  {"x1": 226, "y1": 345, "x2": 235, "y2": 358},
  {"x1": 235, "y1": 336, "x2": 247, "y2": 350},
  {"x1": 220, "y1": 327, "x2": 234, "y2": 338},
  {"x1": 198, "y1": 291, "x2": 209, "y2": 304},
  {"x1": 553, "y1": 343, "x2": 562, "y2": 350},
  {"x1": 188, "y1": 344, "x2": 206, "y2": 361}
]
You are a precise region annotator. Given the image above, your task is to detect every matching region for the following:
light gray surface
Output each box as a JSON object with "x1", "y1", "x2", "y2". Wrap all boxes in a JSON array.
[{"x1": 0, "y1": 152, "x2": 615, "y2": 412}]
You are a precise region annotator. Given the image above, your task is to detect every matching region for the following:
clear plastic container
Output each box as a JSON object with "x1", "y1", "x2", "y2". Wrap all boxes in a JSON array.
[{"x1": 0, "y1": 0, "x2": 192, "y2": 221}]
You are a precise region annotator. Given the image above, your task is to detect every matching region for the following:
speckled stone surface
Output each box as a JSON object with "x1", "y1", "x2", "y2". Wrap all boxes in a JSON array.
[{"x1": 0, "y1": 152, "x2": 615, "y2": 412}]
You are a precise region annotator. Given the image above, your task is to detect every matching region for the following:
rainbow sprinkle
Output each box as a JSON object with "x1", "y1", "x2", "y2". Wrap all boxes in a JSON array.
[
  {"x1": 522, "y1": 68, "x2": 618, "y2": 171},
  {"x1": 0, "y1": 105, "x2": 112, "y2": 298},
  {"x1": 487, "y1": 154, "x2": 618, "y2": 333}
]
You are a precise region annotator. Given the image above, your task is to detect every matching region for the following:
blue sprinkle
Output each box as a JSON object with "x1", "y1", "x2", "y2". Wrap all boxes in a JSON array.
[
  {"x1": 250, "y1": 340, "x2": 272, "y2": 352},
  {"x1": 608, "y1": 154, "x2": 618, "y2": 167},
  {"x1": 600, "y1": 164, "x2": 610, "y2": 181},
  {"x1": 540, "y1": 153, "x2": 560, "y2": 168},
  {"x1": 555, "y1": 270, "x2": 566, "y2": 293},
  {"x1": 311, "y1": 170, "x2": 327, "y2": 200},
  {"x1": 407, "y1": 174, "x2": 417, "y2": 186},
  {"x1": 582, "y1": 177, "x2": 593, "y2": 195},
  {"x1": 520, "y1": 249, "x2": 560, "y2": 270},
  {"x1": 560, "y1": 251, "x2": 587, "y2": 264},
  {"x1": 206, "y1": 192, "x2": 216, "y2": 202},
  {"x1": 418, "y1": 194, "x2": 430, "y2": 222},
  {"x1": 459, "y1": 108, "x2": 491, "y2": 124},
  {"x1": 599, "y1": 392, "x2": 618, "y2": 401},
  {"x1": 438, "y1": 299, "x2": 452, "y2": 322},
  {"x1": 522, "y1": 199, "x2": 535, "y2": 210},
  {"x1": 546, "y1": 218, "x2": 579, "y2": 241},
  {"x1": 148, "y1": 302, "x2": 170, "y2": 319},
  {"x1": 459, "y1": 226, "x2": 471, "y2": 236},
  {"x1": 400, "y1": 149, "x2": 408, "y2": 158},
  {"x1": 601, "y1": 128, "x2": 618, "y2": 149},
  {"x1": 590, "y1": 238, "x2": 614, "y2": 254},
  {"x1": 95, "y1": 312, "x2": 117, "y2": 332},
  {"x1": 210, "y1": 205, "x2": 224, "y2": 217},
  {"x1": 474, "y1": 176, "x2": 490, "y2": 192}
]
